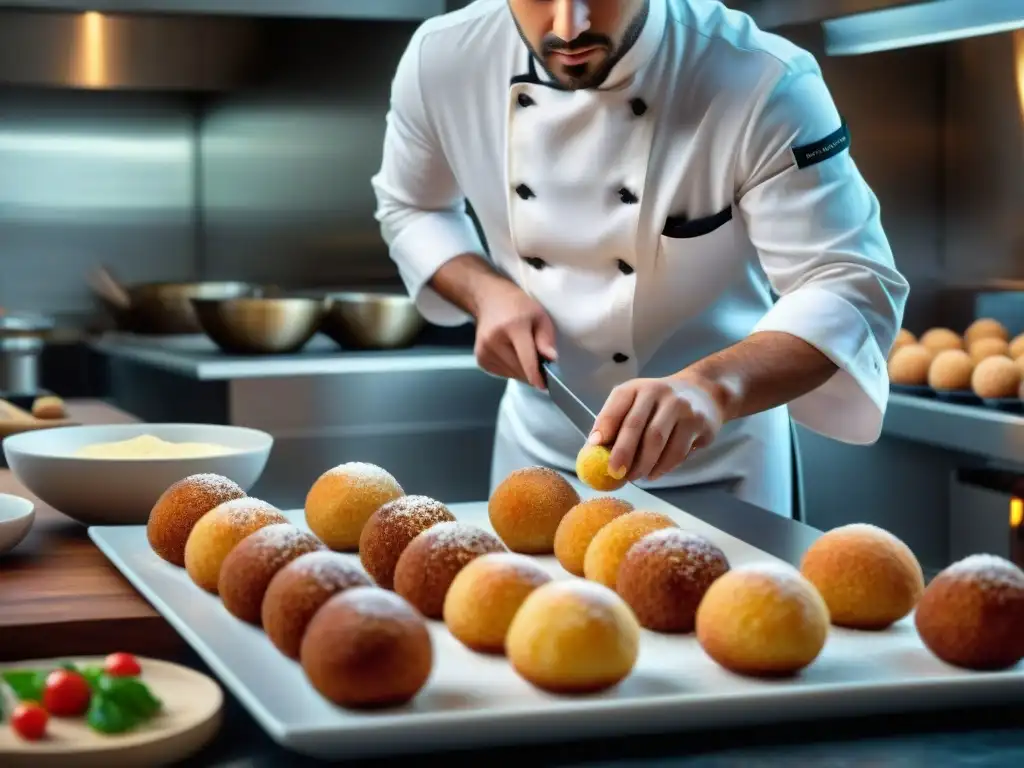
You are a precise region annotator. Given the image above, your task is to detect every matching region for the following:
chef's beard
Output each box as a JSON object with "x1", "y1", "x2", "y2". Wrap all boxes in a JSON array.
[{"x1": 513, "y1": 1, "x2": 649, "y2": 90}]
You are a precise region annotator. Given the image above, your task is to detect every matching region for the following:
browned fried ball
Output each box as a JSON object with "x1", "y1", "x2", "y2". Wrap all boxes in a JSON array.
[
  {"x1": 262, "y1": 551, "x2": 372, "y2": 659},
  {"x1": 443, "y1": 552, "x2": 552, "y2": 654},
  {"x1": 890, "y1": 328, "x2": 916, "y2": 358},
  {"x1": 576, "y1": 443, "x2": 628, "y2": 492},
  {"x1": 554, "y1": 497, "x2": 635, "y2": 576},
  {"x1": 1009, "y1": 333, "x2": 1024, "y2": 360},
  {"x1": 583, "y1": 510, "x2": 678, "y2": 589},
  {"x1": 919, "y1": 328, "x2": 963, "y2": 354},
  {"x1": 888, "y1": 344, "x2": 934, "y2": 386},
  {"x1": 799, "y1": 523, "x2": 924, "y2": 630},
  {"x1": 914, "y1": 554, "x2": 1024, "y2": 671},
  {"x1": 304, "y1": 462, "x2": 404, "y2": 552},
  {"x1": 393, "y1": 522, "x2": 506, "y2": 618},
  {"x1": 183, "y1": 498, "x2": 287, "y2": 594},
  {"x1": 488, "y1": 467, "x2": 580, "y2": 554},
  {"x1": 31, "y1": 395, "x2": 66, "y2": 420},
  {"x1": 696, "y1": 562, "x2": 830, "y2": 677},
  {"x1": 147, "y1": 474, "x2": 246, "y2": 566},
  {"x1": 218, "y1": 524, "x2": 325, "y2": 625},
  {"x1": 927, "y1": 349, "x2": 973, "y2": 391},
  {"x1": 300, "y1": 587, "x2": 433, "y2": 709},
  {"x1": 972, "y1": 355, "x2": 1023, "y2": 399},
  {"x1": 964, "y1": 318, "x2": 1009, "y2": 347},
  {"x1": 359, "y1": 495, "x2": 455, "y2": 589},
  {"x1": 969, "y1": 337, "x2": 1010, "y2": 363},
  {"x1": 616, "y1": 528, "x2": 731, "y2": 633}
]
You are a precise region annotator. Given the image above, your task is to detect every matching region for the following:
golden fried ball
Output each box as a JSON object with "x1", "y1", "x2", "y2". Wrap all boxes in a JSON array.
[{"x1": 888, "y1": 344, "x2": 934, "y2": 386}]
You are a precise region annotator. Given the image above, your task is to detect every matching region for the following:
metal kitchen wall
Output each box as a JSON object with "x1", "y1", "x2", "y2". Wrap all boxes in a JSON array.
[
  {"x1": 197, "y1": 19, "x2": 416, "y2": 289},
  {"x1": 0, "y1": 13, "x2": 1020, "y2": 324}
]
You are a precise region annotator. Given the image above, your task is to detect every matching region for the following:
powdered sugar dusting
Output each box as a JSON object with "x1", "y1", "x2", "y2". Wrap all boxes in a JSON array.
[
  {"x1": 423, "y1": 521, "x2": 504, "y2": 555},
  {"x1": 379, "y1": 495, "x2": 451, "y2": 524},
  {"x1": 241, "y1": 523, "x2": 322, "y2": 558},
  {"x1": 178, "y1": 473, "x2": 244, "y2": 498},
  {"x1": 324, "y1": 462, "x2": 402, "y2": 491},
  {"x1": 337, "y1": 585, "x2": 417, "y2": 620},
  {"x1": 630, "y1": 528, "x2": 730, "y2": 578},
  {"x1": 213, "y1": 496, "x2": 280, "y2": 524},
  {"x1": 834, "y1": 522, "x2": 893, "y2": 538},
  {"x1": 944, "y1": 554, "x2": 1024, "y2": 590},
  {"x1": 287, "y1": 550, "x2": 369, "y2": 590},
  {"x1": 732, "y1": 560, "x2": 814, "y2": 595}
]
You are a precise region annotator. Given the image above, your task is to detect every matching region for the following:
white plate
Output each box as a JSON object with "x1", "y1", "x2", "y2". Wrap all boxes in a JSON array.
[
  {"x1": 4, "y1": 423, "x2": 272, "y2": 526},
  {"x1": 89, "y1": 488, "x2": 1024, "y2": 760},
  {"x1": 0, "y1": 493, "x2": 34, "y2": 556}
]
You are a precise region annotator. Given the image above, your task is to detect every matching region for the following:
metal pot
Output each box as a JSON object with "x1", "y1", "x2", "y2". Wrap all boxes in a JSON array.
[
  {"x1": 321, "y1": 292, "x2": 425, "y2": 350},
  {"x1": 0, "y1": 312, "x2": 54, "y2": 395},
  {"x1": 191, "y1": 296, "x2": 329, "y2": 355},
  {"x1": 89, "y1": 267, "x2": 267, "y2": 335}
]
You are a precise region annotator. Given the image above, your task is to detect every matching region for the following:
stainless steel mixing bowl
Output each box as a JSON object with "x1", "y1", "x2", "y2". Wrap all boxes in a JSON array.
[
  {"x1": 191, "y1": 296, "x2": 329, "y2": 355},
  {"x1": 321, "y1": 292, "x2": 425, "y2": 350}
]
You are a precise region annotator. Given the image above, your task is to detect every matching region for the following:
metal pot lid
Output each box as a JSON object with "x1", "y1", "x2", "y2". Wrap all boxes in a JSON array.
[{"x1": 0, "y1": 311, "x2": 56, "y2": 335}]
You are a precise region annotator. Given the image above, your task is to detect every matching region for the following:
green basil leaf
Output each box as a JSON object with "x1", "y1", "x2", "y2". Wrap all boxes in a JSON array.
[
  {"x1": 1, "y1": 670, "x2": 46, "y2": 703},
  {"x1": 86, "y1": 695, "x2": 137, "y2": 734},
  {"x1": 98, "y1": 676, "x2": 162, "y2": 719},
  {"x1": 81, "y1": 666, "x2": 105, "y2": 691}
]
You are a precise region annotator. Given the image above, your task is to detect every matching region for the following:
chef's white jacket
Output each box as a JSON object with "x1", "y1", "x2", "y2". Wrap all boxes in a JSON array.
[{"x1": 372, "y1": 0, "x2": 909, "y2": 517}]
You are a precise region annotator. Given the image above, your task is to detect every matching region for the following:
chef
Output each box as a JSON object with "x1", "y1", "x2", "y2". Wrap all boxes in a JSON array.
[{"x1": 371, "y1": 0, "x2": 909, "y2": 518}]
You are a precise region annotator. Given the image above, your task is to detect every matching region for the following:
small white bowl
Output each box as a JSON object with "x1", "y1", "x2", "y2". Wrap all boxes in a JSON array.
[
  {"x1": 2, "y1": 423, "x2": 273, "y2": 526},
  {"x1": 0, "y1": 493, "x2": 35, "y2": 556}
]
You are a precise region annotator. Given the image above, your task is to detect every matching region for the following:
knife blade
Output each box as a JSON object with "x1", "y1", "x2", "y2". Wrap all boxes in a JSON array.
[{"x1": 539, "y1": 359, "x2": 597, "y2": 440}]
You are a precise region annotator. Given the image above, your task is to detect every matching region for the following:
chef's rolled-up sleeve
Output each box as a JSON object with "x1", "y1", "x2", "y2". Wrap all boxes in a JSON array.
[
  {"x1": 371, "y1": 26, "x2": 483, "y2": 326},
  {"x1": 737, "y1": 62, "x2": 909, "y2": 445}
]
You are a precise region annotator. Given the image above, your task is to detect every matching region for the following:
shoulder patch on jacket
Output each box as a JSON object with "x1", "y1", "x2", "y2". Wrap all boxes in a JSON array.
[{"x1": 792, "y1": 121, "x2": 850, "y2": 169}]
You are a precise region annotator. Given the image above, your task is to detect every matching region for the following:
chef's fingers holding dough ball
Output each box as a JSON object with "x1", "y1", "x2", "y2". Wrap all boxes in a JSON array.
[{"x1": 589, "y1": 378, "x2": 723, "y2": 483}]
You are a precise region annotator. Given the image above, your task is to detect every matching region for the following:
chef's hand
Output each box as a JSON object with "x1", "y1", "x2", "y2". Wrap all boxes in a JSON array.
[
  {"x1": 590, "y1": 377, "x2": 726, "y2": 482},
  {"x1": 474, "y1": 280, "x2": 557, "y2": 390}
]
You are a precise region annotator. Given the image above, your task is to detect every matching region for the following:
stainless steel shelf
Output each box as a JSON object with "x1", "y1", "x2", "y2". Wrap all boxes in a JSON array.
[
  {"x1": 883, "y1": 393, "x2": 1024, "y2": 465},
  {"x1": 0, "y1": 0, "x2": 445, "y2": 21}
]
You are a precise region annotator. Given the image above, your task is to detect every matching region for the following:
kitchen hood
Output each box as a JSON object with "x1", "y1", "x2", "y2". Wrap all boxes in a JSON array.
[
  {"x1": 735, "y1": 0, "x2": 1024, "y2": 55},
  {"x1": 0, "y1": 0, "x2": 445, "y2": 21}
]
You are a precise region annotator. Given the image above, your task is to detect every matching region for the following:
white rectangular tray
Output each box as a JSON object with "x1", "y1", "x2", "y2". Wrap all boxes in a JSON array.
[{"x1": 89, "y1": 485, "x2": 1024, "y2": 760}]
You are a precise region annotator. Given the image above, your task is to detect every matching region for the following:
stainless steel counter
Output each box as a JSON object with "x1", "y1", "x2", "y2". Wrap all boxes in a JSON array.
[
  {"x1": 91, "y1": 334, "x2": 1024, "y2": 466},
  {"x1": 90, "y1": 333, "x2": 479, "y2": 380}
]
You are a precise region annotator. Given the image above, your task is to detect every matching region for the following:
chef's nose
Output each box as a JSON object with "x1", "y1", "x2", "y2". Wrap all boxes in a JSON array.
[{"x1": 553, "y1": 0, "x2": 591, "y2": 43}]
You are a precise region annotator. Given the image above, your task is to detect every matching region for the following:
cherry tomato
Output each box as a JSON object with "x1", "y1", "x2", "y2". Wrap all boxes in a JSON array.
[
  {"x1": 11, "y1": 702, "x2": 49, "y2": 741},
  {"x1": 43, "y1": 669, "x2": 92, "y2": 717},
  {"x1": 104, "y1": 652, "x2": 142, "y2": 677}
]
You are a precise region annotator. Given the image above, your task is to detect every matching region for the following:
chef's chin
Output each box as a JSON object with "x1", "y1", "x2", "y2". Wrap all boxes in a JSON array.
[{"x1": 549, "y1": 58, "x2": 609, "y2": 90}]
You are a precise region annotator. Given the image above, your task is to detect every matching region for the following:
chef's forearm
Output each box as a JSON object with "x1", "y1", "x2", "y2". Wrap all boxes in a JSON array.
[
  {"x1": 673, "y1": 331, "x2": 838, "y2": 423},
  {"x1": 428, "y1": 253, "x2": 514, "y2": 319}
]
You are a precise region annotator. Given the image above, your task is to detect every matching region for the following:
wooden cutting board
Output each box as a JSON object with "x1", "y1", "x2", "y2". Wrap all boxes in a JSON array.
[
  {"x1": 0, "y1": 399, "x2": 76, "y2": 439},
  {"x1": 0, "y1": 400, "x2": 183, "y2": 662},
  {"x1": 0, "y1": 656, "x2": 222, "y2": 767}
]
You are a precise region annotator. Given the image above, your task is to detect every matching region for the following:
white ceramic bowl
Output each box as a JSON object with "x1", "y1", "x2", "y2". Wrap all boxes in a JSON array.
[
  {"x1": 2, "y1": 424, "x2": 273, "y2": 526},
  {"x1": 0, "y1": 493, "x2": 35, "y2": 556}
]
